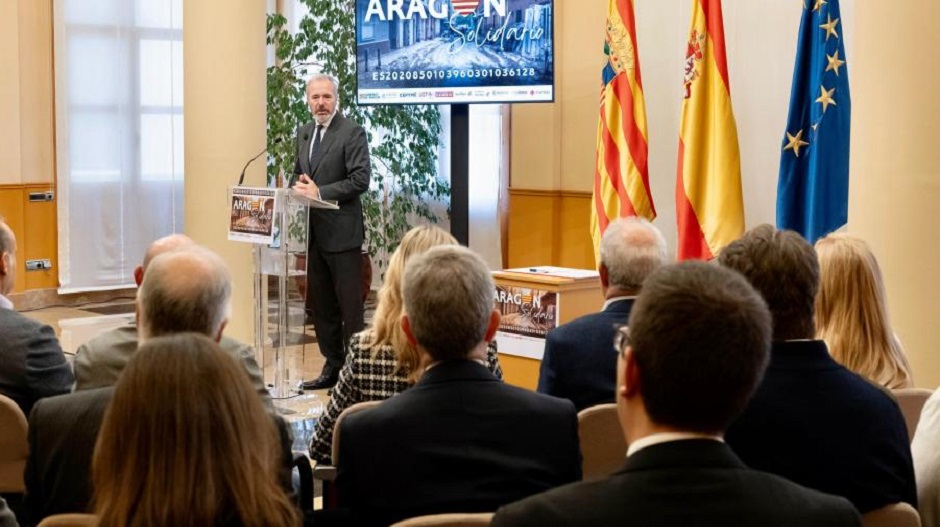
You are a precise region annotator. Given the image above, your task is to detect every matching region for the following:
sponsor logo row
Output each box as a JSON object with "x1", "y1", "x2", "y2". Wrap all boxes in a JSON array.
[{"x1": 359, "y1": 87, "x2": 552, "y2": 103}]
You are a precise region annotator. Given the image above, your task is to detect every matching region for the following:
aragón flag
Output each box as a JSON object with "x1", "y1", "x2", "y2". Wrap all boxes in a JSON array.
[
  {"x1": 591, "y1": 0, "x2": 655, "y2": 264},
  {"x1": 675, "y1": 0, "x2": 743, "y2": 261},
  {"x1": 776, "y1": 0, "x2": 851, "y2": 243}
]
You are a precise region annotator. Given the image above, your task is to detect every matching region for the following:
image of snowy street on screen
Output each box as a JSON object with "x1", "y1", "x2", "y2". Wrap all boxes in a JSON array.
[{"x1": 356, "y1": 0, "x2": 554, "y2": 104}]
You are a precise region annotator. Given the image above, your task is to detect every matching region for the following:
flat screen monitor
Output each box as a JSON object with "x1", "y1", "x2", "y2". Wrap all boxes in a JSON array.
[{"x1": 355, "y1": 0, "x2": 554, "y2": 105}]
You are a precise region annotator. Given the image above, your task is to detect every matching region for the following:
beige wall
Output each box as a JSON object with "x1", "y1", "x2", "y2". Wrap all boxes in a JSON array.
[
  {"x1": 0, "y1": 0, "x2": 23, "y2": 184},
  {"x1": 851, "y1": 2, "x2": 940, "y2": 388},
  {"x1": 184, "y1": 0, "x2": 266, "y2": 344},
  {"x1": 0, "y1": 0, "x2": 55, "y2": 186}
]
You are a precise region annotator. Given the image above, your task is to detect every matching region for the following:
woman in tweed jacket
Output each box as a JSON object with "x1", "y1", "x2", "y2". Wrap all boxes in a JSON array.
[{"x1": 309, "y1": 226, "x2": 502, "y2": 464}]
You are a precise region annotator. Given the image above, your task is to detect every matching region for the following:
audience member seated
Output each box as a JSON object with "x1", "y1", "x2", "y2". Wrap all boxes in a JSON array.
[
  {"x1": 815, "y1": 233, "x2": 913, "y2": 389},
  {"x1": 537, "y1": 217, "x2": 666, "y2": 411},
  {"x1": 492, "y1": 261, "x2": 861, "y2": 527},
  {"x1": 309, "y1": 225, "x2": 502, "y2": 465},
  {"x1": 334, "y1": 246, "x2": 581, "y2": 527},
  {"x1": 24, "y1": 245, "x2": 291, "y2": 526},
  {"x1": 72, "y1": 234, "x2": 268, "y2": 402},
  {"x1": 92, "y1": 333, "x2": 299, "y2": 527},
  {"x1": 720, "y1": 225, "x2": 916, "y2": 513},
  {"x1": 0, "y1": 216, "x2": 72, "y2": 418}
]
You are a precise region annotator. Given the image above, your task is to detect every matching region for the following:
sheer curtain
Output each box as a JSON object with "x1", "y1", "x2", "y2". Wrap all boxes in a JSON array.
[{"x1": 53, "y1": 0, "x2": 183, "y2": 292}]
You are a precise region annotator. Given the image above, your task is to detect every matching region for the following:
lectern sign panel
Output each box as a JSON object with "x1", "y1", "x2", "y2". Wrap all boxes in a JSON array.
[
  {"x1": 228, "y1": 186, "x2": 278, "y2": 244},
  {"x1": 494, "y1": 285, "x2": 557, "y2": 360}
]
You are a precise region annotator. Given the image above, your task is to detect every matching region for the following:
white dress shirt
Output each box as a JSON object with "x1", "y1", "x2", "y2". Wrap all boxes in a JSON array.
[{"x1": 626, "y1": 432, "x2": 724, "y2": 458}]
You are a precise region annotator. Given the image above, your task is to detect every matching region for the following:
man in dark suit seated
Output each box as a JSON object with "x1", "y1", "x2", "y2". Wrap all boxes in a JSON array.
[
  {"x1": 24, "y1": 245, "x2": 292, "y2": 526},
  {"x1": 0, "y1": 217, "x2": 72, "y2": 418},
  {"x1": 492, "y1": 261, "x2": 861, "y2": 527},
  {"x1": 719, "y1": 225, "x2": 916, "y2": 514},
  {"x1": 335, "y1": 245, "x2": 581, "y2": 527},
  {"x1": 537, "y1": 217, "x2": 666, "y2": 411}
]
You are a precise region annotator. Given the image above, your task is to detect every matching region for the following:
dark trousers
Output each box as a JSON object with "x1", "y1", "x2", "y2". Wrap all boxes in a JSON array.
[{"x1": 306, "y1": 245, "x2": 365, "y2": 371}]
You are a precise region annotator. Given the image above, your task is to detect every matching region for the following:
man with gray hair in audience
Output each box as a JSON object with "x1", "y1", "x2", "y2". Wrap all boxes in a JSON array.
[
  {"x1": 25, "y1": 243, "x2": 285, "y2": 525},
  {"x1": 538, "y1": 217, "x2": 667, "y2": 411},
  {"x1": 73, "y1": 234, "x2": 267, "y2": 399},
  {"x1": 334, "y1": 245, "x2": 581, "y2": 527}
]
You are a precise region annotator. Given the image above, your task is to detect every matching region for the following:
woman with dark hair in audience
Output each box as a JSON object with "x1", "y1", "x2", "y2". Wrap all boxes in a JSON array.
[
  {"x1": 309, "y1": 225, "x2": 503, "y2": 464},
  {"x1": 92, "y1": 333, "x2": 299, "y2": 527},
  {"x1": 815, "y1": 233, "x2": 913, "y2": 389}
]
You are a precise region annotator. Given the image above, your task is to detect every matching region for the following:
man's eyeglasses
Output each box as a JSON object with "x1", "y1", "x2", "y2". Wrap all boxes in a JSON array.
[{"x1": 613, "y1": 325, "x2": 630, "y2": 358}]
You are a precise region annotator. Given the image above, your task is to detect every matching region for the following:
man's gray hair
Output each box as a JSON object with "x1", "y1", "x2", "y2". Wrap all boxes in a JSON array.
[
  {"x1": 307, "y1": 73, "x2": 340, "y2": 97},
  {"x1": 600, "y1": 217, "x2": 668, "y2": 291},
  {"x1": 402, "y1": 245, "x2": 495, "y2": 361},
  {"x1": 137, "y1": 246, "x2": 232, "y2": 341}
]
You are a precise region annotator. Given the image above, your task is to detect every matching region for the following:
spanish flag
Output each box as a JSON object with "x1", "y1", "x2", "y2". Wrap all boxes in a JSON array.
[
  {"x1": 590, "y1": 0, "x2": 655, "y2": 264},
  {"x1": 675, "y1": 0, "x2": 744, "y2": 260}
]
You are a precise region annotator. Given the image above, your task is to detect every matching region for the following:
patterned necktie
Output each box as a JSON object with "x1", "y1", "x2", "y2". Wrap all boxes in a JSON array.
[{"x1": 310, "y1": 124, "x2": 324, "y2": 168}]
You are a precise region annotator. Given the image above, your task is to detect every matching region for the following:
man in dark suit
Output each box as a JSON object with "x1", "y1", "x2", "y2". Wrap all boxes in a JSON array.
[
  {"x1": 292, "y1": 73, "x2": 371, "y2": 390},
  {"x1": 719, "y1": 225, "x2": 916, "y2": 514},
  {"x1": 336, "y1": 246, "x2": 581, "y2": 527},
  {"x1": 537, "y1": 217, "x2": 666, "y2": 411},
  {"x1": 23, "y1": 245, "x2": 294, "y2": 525},
  {"x1": 0, "y1": 217, "x2": 72, "y2": 418},
  {"x1": 493, "y1": 262, "x2": 861, "y2": 527}
]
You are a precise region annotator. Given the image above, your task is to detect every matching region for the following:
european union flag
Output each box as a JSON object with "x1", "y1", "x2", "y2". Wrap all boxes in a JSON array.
[{"x1": 776, "y1": 0, "x2": 851, "y2": 243}]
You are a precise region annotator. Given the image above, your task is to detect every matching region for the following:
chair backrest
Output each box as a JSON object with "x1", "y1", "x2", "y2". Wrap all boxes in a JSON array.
[
  {"x1": 577, "y1": 403, "x2": 626, "y2": 481},
  {"x1": 0, "y1": 393, "x2": 28, "y2": 493},
  {"x1": 37, "y1": 513, "x2": 99, "y2": 527},
  {"x1": 893, "y1": 388, "x2": 934, "y2": 442},
  {"x1": 332, "y1": 400, "x2": 382, "y2": 464},
  {"x1": 391, "y1": 512, "x2": 494, "y2": 527},
  {"x1": 861, "y1": 502, "x2": 920, "y2": 527}
]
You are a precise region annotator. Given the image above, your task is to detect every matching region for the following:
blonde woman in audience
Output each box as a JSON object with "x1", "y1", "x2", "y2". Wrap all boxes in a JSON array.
[
  {"x1": 815, "y1": 233, "x2": 913, "y2": 389},
  {"x1": 92, "y1": 334, "x2": 299, "y2": 527},
  {"x1": 309, "y1": 225, "x2": 502, "y2": 464}
]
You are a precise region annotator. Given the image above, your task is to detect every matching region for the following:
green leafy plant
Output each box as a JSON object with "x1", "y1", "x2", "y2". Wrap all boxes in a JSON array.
[{"x1": 266, "y1": 1, "x2": 449, "y2": 270}]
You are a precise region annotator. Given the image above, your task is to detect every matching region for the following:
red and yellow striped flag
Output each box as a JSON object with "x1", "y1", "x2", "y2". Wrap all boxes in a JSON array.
[
  {"x1": 675, "y1": 0, "x2": 744, "y2": 260},
  {"x1": 591, "y1": 0, "x2": 655, "y2": 264}
]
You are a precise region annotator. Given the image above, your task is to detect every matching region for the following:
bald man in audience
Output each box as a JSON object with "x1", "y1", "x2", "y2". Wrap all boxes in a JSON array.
[
  {"x1": 0, "y1": 216, "x2": 72, "y2": 418},
  {"x1": 720, "y1": 225, "x2": 916, "y2": 514},
  {"x1": 537, "y1": 217, "x2": 667, "y2": 411},
  {"x1": 334, "y1": 246, "x2": 580, "y2": 527},
  {"x1": 493, "y1": 262, "x2": 861, "y2": 527},
  {"x1": 24, "y1": 244, "x2": 287, "y2": 525},
  {"x1": 73, "y1": 234, "x2": 267, "y2": 399}
]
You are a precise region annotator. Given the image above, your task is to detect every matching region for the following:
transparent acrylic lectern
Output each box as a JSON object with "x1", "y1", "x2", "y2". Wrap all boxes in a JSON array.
[{"x1": 252, "y1": 188, "x2": 338, "y2": 406}]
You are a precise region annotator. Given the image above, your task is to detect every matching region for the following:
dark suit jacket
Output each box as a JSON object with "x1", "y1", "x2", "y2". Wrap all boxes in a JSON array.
[
  {"x1": 24, "y1": 387, "x2": 113, "y2": 526},
  {"x1": 294, "y1": 114, "x2": 371, "y2": 253},
  {"x1": 336, "y1": 360, "x2": 581, "y2": 527},
  {"x1": 492, "y1": 440, "x2": 861, "y2": 527},
  {"x1": 537, "y1": 298, "x2": 633, "y2": 411},
  {"x1": 0, "y1": 308, "x2": 73, "y2": 417},
  {"x1": 726, "y1": 340, "x2": 917, "y2": 514}
]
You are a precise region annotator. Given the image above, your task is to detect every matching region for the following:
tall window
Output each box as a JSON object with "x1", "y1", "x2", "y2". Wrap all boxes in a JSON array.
[{"x1": 54, "y1": 0, "x2": 183, "y2": 291}]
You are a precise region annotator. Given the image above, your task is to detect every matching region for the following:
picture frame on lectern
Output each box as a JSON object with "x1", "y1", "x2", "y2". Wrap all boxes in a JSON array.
[{"x1": 354, "y1": 0, "x2": 555, "y2": 106}]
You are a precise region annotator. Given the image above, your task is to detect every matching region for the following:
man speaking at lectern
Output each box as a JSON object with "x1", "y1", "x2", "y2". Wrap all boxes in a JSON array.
[{"x1": 292, "y1": 73, "x2": 371, "y2": 390}]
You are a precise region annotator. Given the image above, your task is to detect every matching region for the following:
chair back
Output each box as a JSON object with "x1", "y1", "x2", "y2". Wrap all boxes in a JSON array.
[
  {"x1": 861, "y1": 502, "x2": 920, "y2": 527},
  {"x1": 578, "y1": 403, "x2": 626, "y2": 481},
  {"x1": 0, "y1": 393, "x2": 28, "y2": 493},
  {"x1": 37, "y1": 513, "x2": 99, "y2": 527},
  {"x1": 391, "y1": 512, "x2": 494, "y2": 527},
  {"x1": 894, "y1": 388, "x2": 933, "y2": 442},
  {"x1": 332, "y1": 400, "x2": 382, "y2": 464}
]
